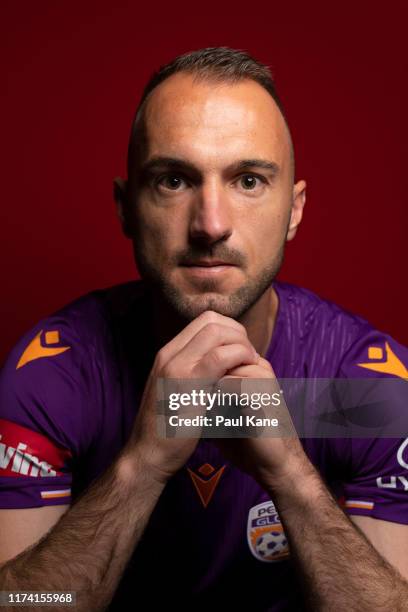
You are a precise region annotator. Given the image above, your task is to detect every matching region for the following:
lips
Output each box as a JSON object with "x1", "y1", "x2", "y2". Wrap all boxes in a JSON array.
[
  {"x1": 180, "y1": 261, "x2": 237, "y2": 279},
  {"x1": 182, "y1": 260, "x2": 235, "y2": 267}
]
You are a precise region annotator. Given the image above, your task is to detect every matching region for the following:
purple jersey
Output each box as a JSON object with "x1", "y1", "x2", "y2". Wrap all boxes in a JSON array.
[{"x1": 1, "y1": 280, "x2": 408, "y2": 610}]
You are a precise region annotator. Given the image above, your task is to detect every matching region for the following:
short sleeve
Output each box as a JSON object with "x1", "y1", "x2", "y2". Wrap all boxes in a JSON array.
[
  {"x1": 0, "y1": 315, "x2": 96, "y2": 508},
  {"x1": 335, "y1": 331, "x2": 408, "y2": 524},
  {"x1": 334, "y1": 437, "x2": 408, "y2": 524}
]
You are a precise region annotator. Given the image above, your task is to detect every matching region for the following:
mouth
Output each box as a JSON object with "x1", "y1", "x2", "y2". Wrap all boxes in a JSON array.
[
  {"x1": 182, "y1": 260, "x2": 235, "y2": 267},
  {"x1": 180, "y1": 260, "x2": 237, "y2": 277}
]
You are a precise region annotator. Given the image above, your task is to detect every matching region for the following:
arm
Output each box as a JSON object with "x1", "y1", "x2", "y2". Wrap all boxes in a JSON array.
[
  {"x1": 0, "y1": 310, "x2": 258, "y2": 611},
  {"x1": 0, "y1": 506, "x2": 69, "y2": 565},
  {"x1": 265, "y1": 462, "x2": 408, "y2": 612},
  {"x1": 0, "y1": 452, "x2": 165, "y2": 612},
  {"x1": 217, "y1": 358, "x2": 408, "y2": 612},
  {"x1": 350, "y1": 516, "x2": 408, "y2": 580}
]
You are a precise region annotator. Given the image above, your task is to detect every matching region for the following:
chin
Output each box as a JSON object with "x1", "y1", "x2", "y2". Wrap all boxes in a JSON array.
[
  {"x1": 162, "y1": 285, "x2": 258, "y2": 322},
  {"x1": 142, "y1": 253, "x2": 283, "y2": 322},
  {"x1": 179, "y1": 294, "x2": 234, "y2": 319}
]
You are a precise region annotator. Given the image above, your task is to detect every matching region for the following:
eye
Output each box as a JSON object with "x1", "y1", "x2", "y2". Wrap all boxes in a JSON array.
[
  {"x1": 156, "y1": 174, "x2": 188, "y2": 191},
  {"x1": 238, "y1": 174, "x2": 265, "y2": 190}
]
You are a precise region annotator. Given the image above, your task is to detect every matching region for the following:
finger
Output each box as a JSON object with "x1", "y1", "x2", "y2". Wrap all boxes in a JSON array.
[
  {"x1": 192, "y1": 343, "x2": 259, "y2": 379},
  {"x1": 257, "y1": 357, "x2": 275, "y2": 373},
  {"x1": 173, "y1": 323, "x2": 256, "y2": 369},
  {"x1": 225, "y1": 363, "x2": 274, "y2": 379},
  {"x1": 157, "y1": 311, "x2": 247, "y2": 365}
]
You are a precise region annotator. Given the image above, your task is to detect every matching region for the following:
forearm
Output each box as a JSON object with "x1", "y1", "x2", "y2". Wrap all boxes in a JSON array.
[
  {"x1": 0, "y1": 451, "x2": 165, "y2": 612},
  {"x1": 265, "y1": 463, "x2": 408, "y2": 612}
]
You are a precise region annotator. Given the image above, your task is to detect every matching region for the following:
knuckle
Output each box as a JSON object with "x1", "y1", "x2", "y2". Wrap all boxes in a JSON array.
[
  {"x1": 259, "y1": 357, "x2": 274, "y2": 371},
  {"x1": 237, "y1": 321, "x2": 248, "y2": 337},
  {"x1": 244, "y1": 339, "x2": 255, "y2": 352},
  {"x1": 154, "y1": 349, "x2": 168, "y2": 371},
  {"x1": 204, "y1": 322, "x2": 221, "y2": 338},
  {"x1": 208, "y1": 346, "x2": 224, "y2": 367},
  {"x1": 161, "y1": 366, "x2": 175, "y2": 379},
  {"x1": 235, "y1": 320, "x2": 247, "y2": 334},
  {"x1": 201, "y1": 310, "x2": 219, "y2": 324},
  {"x1": 161, "y1": 360, "x2": 178, "y2": 379}
]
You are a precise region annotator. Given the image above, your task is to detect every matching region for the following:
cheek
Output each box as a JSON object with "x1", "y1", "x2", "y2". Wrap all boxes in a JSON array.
[
  {"x1": 133, "y1": 204, "x2": 184, "y2": 262},
  {"x1": 239, "y1": 205, "x2": 289, "y2": 264}
]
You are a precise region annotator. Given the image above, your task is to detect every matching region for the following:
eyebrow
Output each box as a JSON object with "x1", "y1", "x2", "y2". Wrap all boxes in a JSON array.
[
  {"x1": 230, "y1": 159, "x2": 280, "y2": 175},
  {"x1": 139, "y1": 156, "x2": 280, "y2": 177}
]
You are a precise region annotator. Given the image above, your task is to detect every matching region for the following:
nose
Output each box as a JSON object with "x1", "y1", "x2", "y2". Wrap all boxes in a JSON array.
[{"x1": 189, "y1": 178, "x2": 233, "y2": 245}]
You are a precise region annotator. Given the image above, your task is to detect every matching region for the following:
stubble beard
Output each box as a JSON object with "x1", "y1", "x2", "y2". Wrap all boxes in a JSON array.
[{"x1": 134, "y1": 243, "x2": 285, "y2": 322}]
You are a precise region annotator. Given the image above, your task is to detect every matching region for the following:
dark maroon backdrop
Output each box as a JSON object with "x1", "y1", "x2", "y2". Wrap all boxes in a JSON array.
[{"x1": 1, "y1": 0, "x2": 407, "y2": 364}]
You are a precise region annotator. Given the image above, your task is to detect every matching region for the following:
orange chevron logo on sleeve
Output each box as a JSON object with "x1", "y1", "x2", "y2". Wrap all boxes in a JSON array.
[
  {"x1": 357, "y1": 342, "x2": 408, "y2": 380},
  {"x1": 16, "y1": 330, "x2": 71, "y2": 370}
]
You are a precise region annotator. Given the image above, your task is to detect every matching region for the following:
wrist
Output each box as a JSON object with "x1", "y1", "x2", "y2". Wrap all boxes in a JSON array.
[
  {"x1": 116, "y1": 447, "x2": 169, "y2": 495},
  {"x1": 262, "y1": 456, "x2": 321, "y2": 508}
]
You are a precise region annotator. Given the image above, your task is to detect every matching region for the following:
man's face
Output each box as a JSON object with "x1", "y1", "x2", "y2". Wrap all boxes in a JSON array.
[{"x1": 122, "y1": 73, "x2": 305, "y2": 321}]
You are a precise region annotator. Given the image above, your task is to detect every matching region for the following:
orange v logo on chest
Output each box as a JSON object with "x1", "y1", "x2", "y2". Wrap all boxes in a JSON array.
[{"x1": 187, "y1": 463, "x2": 226, "y2": 508}]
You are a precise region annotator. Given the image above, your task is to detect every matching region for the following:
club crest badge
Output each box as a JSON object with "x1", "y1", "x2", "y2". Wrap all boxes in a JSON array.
[{"x1": 247, "y1": 500, "x2": 289, "y2": 562}]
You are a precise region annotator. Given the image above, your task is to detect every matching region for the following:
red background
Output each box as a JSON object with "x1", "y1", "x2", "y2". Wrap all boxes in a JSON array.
[{"x1": 1, "y1": 0, "x2": 407, "y2": 364}]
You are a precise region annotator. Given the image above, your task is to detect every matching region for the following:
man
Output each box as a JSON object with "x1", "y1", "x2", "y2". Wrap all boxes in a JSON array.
[{"x1": 0, "y1": 47, "x2": 407, "y2": 611}]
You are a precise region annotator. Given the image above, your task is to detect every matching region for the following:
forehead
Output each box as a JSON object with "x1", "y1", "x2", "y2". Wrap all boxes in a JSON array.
[{"x1": 141, "y1": 73, "x2": 291, "y2": 171}]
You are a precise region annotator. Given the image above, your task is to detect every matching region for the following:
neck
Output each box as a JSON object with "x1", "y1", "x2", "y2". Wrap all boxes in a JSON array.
[
  {"x1": 239, "y1": 285, "x2": 279, "y2": 357},
  {"x1": 148, "y1": 285, "x2": 279, "y2": 358}
]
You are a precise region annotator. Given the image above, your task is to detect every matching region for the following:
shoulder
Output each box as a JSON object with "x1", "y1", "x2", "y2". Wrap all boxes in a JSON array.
[
  {"x1": 274, "y1": 280, "x2": 372, "y2": 342},
  {"x1": 0, "y1": 280, "x2": 147, "y2": 453},
  {"x1": 3, "y1": 279, "x2": 147, "y2": 371},
  {"x1": 273, "y1": 280, "x2": 408, "y2": 378}
]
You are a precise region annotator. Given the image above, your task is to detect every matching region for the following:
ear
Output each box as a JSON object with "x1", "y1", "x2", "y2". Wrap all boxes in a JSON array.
[
  {"x1": 113, "y1": 177, "x2": 132, "y2": 238},
  {"x1": 286, "y1": 179, "x2": 306, "y2": 242}
]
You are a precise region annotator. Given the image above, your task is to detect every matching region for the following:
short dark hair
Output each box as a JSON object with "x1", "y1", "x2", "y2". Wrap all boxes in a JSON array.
[
  {"x1": 127, "y1": 47, "x2": 294, "y2": 182},
  {"x1": 139, "y1": 47, "x2": 287, "y2": 119}
]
